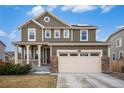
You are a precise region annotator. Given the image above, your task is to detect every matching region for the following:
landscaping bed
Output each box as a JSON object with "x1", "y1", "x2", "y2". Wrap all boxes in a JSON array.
[{"x1": 0, "y1": 75, "x2": 57, "y2": 88}]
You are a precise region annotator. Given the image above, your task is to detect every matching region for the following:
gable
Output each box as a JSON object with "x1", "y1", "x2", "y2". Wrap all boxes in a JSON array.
[{"x1": 34, "y1": 11, "x2": 71, "y2": 27}]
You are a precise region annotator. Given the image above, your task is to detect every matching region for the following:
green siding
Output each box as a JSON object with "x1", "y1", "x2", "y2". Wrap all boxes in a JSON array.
[
  {"x1": 52, "y1": 46, "x2": 108, "y2": 56},
  {"x1": 21, "y1": 22, "x2": 42, "y2": 42}
]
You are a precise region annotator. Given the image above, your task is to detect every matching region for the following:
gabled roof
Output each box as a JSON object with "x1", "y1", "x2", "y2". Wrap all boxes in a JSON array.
[
  {"x1": 0, "y1": 40, "x2": 6, "y2": 47},
  {"x1": 106, "y1": 28, "x2": 124, "y2": 42},
  {"x1": 34, "y1": 11, "x2": 71, "y2": 27},
  {"x1": 19, "y1": 19, "x2": 45, "y2": 29}
]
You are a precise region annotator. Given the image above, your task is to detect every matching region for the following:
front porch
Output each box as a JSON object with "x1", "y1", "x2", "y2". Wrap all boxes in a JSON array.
[{"x1": 15, "y1": 44, "x2": 52, "y2": 66}]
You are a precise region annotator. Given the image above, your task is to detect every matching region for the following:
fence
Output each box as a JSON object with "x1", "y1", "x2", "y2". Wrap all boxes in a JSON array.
[{"x1": 111, "y1": 60, "x2": 124, "y2": 72}]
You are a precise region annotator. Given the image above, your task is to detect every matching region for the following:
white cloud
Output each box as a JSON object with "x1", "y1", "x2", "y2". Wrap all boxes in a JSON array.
[
  {"x1": 47, "y1": 5, "x2": 58, "y2": 11},
  {"x1": 27, "y1": 5, "x2": 57, "y2": 16},
  {"x1": 96, "y1": 29, "x2": 100, "y2": 34},
  {"x1": 116, "y1": 25, "x2": 124, "y2": 29},
  {"x1": 0, "y1": 30, "x2": 7, "y2": 36},
  {"x1": 8, "y1": 30, "x2": 17, "y2": 40},
  {"x1": 61, "y1": 5, "x2": 97, "y2": 13},
  {"x1": 100, "y1": 5, "x2": 115, "y2": 13},
  {"x1": 27, "y1": 5, "x2": 44, "y2": 16}
]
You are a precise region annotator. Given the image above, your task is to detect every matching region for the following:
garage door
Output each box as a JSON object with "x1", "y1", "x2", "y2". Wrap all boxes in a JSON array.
[{"x1": 58, "y1": 50, "x2": 102, "y2": 73}]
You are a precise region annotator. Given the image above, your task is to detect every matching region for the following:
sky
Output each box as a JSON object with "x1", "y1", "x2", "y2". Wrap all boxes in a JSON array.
[{"x1": 0, "y1": 5, "x2": 124, "y2": 51}]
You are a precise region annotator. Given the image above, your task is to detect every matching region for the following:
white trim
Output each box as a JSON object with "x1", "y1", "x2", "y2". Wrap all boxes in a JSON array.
[
  {"x1": 71, "y1": 29, "x2": 73, "y2": 41},
  {"x1": 57, "y1": 49, "x2": 103, "y2": 57},
  {"x1": 112, "y1": 52, "x2": 116, "y2": 61},
  {"x1": 54, "y1": 30, "x2": 60, "y2": 38},
  {"x1": 45, "y1": 29, "x2": 51, "y2": 38},
  {"x1": 119, "y1": 50, "x2": 123, "y2": 59},
  {"x1": 32, "y1": 20, "x2": 45, "y2": 28},
  {"x1": 42, "y1": 28, "x2": 44, "y2": 41},
  {"x1": 116, "y1": 38, "x2": 122, "y2": 48},
  {"x1": 63, "y1": 29, "x2": 70, "y2": 38},
  {"x1": 49, "y1": 43, "x2": 110, "y2": 46},
  {"x1": 80, "y1": 30, "x2": 88, "y2": 41},
  {"x1": 28, "y1": 28, "x2": 36, "y2": 41}
]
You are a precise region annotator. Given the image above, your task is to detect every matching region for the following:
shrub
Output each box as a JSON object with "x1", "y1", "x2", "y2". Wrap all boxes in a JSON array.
[{"x1": 0, "y1": 63, "x2": 32, "y2": 75}]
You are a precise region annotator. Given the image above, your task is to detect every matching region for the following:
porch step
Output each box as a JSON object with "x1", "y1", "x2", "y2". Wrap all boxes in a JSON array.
[{"x1": 31, "y1": 66, "x2": 50, "y2": 74}]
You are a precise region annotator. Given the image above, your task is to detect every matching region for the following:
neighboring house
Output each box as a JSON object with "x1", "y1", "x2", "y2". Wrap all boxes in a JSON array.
[
  {"x1": 107, "y1": 28, "x2": 124, "y2": 62},
  {"x1": 13, "y1": 11, "x2": 110, "y2": 73},
  {"x1": 0, "y1": 40, "x2": 6, "y2": 62},
  {"x1": 5, "y1": 52, "x2": 13, "y2": 62}
]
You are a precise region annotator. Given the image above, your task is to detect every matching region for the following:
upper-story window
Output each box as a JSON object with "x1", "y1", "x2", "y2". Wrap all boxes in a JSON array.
[
  {"x1": 80, "y1": 30, "x2": 88, "y2": 41},
  {"x1": 63, "y1": 30, "x2": 69, "y2": 38},
  {"x1": 54, "y1": 30, "x2": 60, "y2": 38},
  {"x1": 119, "y1": 51, "x2": 123, "y2": 59},
  {"x1": 45, "y1": 30, "x2": 51, "y2": 38},
  {"x1": 112, "y1": 52, "x2": 116, "y2": 61},
  {"x1": 28, "y1": 28, "x2": 36, "y2": 41},
  {"x1": 116, "y1": 38, "x2": 122, "y2": 48}
]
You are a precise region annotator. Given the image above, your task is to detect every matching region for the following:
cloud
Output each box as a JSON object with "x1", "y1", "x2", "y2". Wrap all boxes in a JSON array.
[
  {"x1": 0, "y1": 30, "x2": 7, "y2": 36},
  {"x1": 27, "y1": 5, "x2": 57, "y2": 16},
  {"x1": 46, "y1": 5, "x2": 58, "y2": 11},
  {"x1": 116, "y1": 25, "x2": 124, "y2": 29},
  {"x1": 8, "y1": 30, "x2": 17, "y2": 40},
  {"x1": 100, "y1": 5, "x2": 115, "y2": 13},
  {"x1": 61, "y1": 5, "x2": 97, "y2": 13},
  {"x1": 27, "y1": 5, "x2": 44, "y2": 16}
]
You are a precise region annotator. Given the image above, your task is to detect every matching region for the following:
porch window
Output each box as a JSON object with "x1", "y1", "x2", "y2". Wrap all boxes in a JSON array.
[
  {"x1": 28, "y1": 28, "x2": 36, "y2": 41},
  {"x1": 54, "y1": 30, "x2": 60, "y2": 38},
  {"x1": 45, "y1": 30, "x2": 51, "y2": 38},
  {"x1": 80, "y1": 30, "x2": 88, "y2": 41},
  {"x1": 63, "y1": 30, "x2": 69, "y2": 38}
]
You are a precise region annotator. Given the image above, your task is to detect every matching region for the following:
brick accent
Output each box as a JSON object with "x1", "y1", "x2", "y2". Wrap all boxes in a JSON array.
[
  {"x1": 50, "y1": 56, "x2": 58, "y2": 73},
  {"x1": 101, "y1": 56, "x2": 110, "y2": 73}
]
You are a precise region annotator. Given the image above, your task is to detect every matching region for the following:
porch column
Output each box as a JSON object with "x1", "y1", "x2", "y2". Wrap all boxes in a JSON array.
[
  {"x1": 15, "y1": 45, "x2": 19, "y2": 64},
  {"x1": 26, "y1": 45, "x2": 30, "y2": 64},
  {"x1": 38, "y1": 45, "x2": 42, "y2": 66},
  {"x1": 50, "y1": 45, "x2": 52, "y2": 57}
]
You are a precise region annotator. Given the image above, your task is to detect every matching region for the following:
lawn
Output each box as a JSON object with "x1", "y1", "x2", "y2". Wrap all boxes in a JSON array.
[{"x1": 0, "y1": 75, "x2": 57, "y2": 88}]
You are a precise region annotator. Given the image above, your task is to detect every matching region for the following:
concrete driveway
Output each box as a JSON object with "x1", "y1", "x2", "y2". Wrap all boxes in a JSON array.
[{"x1": 57, "y1": 73, "x2": 124, "y2": 88}]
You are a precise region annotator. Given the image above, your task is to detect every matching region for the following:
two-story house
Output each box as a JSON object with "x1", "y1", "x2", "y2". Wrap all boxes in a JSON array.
[
  {"x1": 107, "y1": 28, "x2": 124, "y2": 62},
  {"x1": 13, "y1": 11, "x2": 110, "y2": 73},
  {"x1": 0, "y1": 40, "x2": 5, "y2": 62}
]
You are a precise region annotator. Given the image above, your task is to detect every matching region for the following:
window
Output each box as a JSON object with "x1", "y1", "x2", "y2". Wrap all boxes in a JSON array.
[
  {"x1": 59, "y1": 53, "x2": 68, "y2": 56},
  {"x1": 63, "y1": 30, "x2": 69, "y2": 38},
  {"x1": 80, "y1": 53, "x2": 89, "y2": 56},
  {"x1": 54, "y1": 30, "x2": 60, "y2": 38},
  {"x1": 116, "y1": 38, "x2": 122, "y2": 47},
  {"x1": 90, "y1": 53, "x2": 99, "y2": 56},
  {"x1": 28, "y1": 28, "x2": 36, "y2": 41},
  {"x1": 70, "y1": 53, "x2": 78, "y2": 56},
  {"x1": 119, "y1": 51, "x2": 123, "y2": 59},
  {"x1": 112, "y1": 53, "x2": 116, "y2": 61},
  {"x1": 44, "y1": 16, "x2": 50, "y2": 22},
  {"x1": 80, "y1": 30, "x2": 88, "y2": 41},
  {"x1": 45, "y1": 30, "x2": 51, "y2": 38}
]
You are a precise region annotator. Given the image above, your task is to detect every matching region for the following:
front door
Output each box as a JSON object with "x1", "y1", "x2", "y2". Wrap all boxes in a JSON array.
[{"x1": 43, "y1": 47, "x2": 50, "y2": 64}]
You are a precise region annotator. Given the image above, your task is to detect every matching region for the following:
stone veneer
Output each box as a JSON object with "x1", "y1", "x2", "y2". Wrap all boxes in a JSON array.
[
  {"x1": 50, "y1": 56, "x2": 58, "y2": 73},
  {"x1": 101, "y1": 56, "x2": 110, "y2": 73}
]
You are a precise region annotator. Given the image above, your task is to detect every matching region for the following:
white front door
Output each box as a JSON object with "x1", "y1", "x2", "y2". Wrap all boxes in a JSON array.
[{"x1": 58, "y1": 50, "x2": 102, "y2": 73}]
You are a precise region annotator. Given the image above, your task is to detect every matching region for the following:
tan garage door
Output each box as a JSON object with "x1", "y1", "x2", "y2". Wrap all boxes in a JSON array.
[{"x1": 58, "y1": 50, "x2": 102, "y2": 73}]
